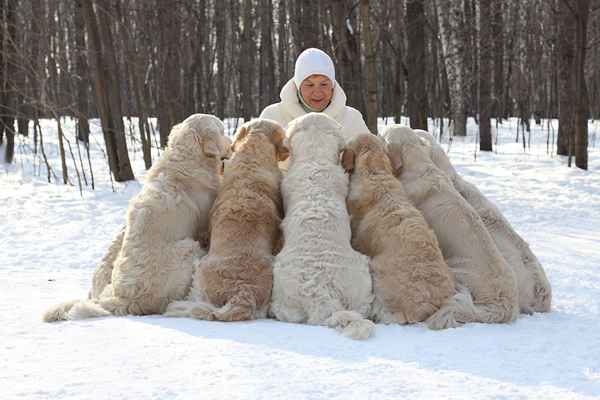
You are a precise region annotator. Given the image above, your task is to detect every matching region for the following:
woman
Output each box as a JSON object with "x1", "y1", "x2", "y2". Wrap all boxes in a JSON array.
[{"x1": 259, "y1": 48, "x2": 369, "y2": 143}]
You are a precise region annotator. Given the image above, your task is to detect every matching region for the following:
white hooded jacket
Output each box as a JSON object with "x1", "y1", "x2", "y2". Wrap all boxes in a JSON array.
[{"x1": 259, "y1": 78, "x2": 370, "y2": 143}]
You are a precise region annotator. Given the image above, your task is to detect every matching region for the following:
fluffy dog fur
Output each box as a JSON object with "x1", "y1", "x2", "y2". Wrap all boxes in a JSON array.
[
  {"x1": 43, "y1": 114, "x2": 230, "y2": 322},
  {"x1": 413, "y1": 130, "x2": 551, "y2": 314},
  {"x1": 343, "y1": 134, "x2": 455, "y2": 325},
  {"x1": 382, "y1": 125, "x2": 519, "y2": 329},
  {"x1": 165, "y1": 119, "x2": 288, "y2": 321},
  {"x1": 270, "y1": 113, "x2": 375, "y2": 340}
]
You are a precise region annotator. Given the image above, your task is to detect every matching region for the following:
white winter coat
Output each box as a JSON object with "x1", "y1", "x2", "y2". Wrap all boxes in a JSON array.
[{"x1": 260, "y1": 79, "x2": 370, "y2": 143}]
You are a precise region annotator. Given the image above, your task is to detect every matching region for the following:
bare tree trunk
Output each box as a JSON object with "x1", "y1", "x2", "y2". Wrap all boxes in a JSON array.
[
  {"x1": 406, "y1": 0, "x2": 428, "y2": 130},
  {"x1": 259, "y1": 0, "x2": 276, "y2": 111},
  {"x1": 440, "y1": 0, "x2": 467, "y2": 136},
  {"x1": 331, "y1": 0, "x2": 364, "y2": 114},
  {"x1": 479, "y1": 0, "x2": 493, "y2": 151},
  {"x1": 573, "y1": 0, "x2": 590, "y2": 170},
  {"x1": 82, "y1": 0, "x2": 134, "y2": 182},
  {"x1": 1, "y1": 0, "x2": 17, "y2": 163},
  {"x1": 215, "y1": 0, "x2": 227, "y2": 118},
  {"x1": 491, "y1": 0, "x2": 503, "y2": 119},
  {"x1": 557, "y1": 0, "x2": 576, "y2": 156},
  {"x1": 157, "y1": 0, "x2": 181, "y2": 147},
  {"x1": 74, "y1": 0, "x2": 90, "y2": 143},
  {"x1": 360, "y1": 0, "x2": 378, "y2": 134}
]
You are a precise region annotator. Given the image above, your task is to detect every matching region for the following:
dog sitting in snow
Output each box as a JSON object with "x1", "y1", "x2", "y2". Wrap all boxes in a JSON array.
[
  {"x1": 269, "y1": 113, "x2": 375, "y2": 340},
  {"x1": 343, "y1": 133, "x2": 455, "y2": 325},
  {"x1": 165, "y1": 119, "x2": 288, "y2": 321},
  {"x1": 382, "y1": 125, "x2": 519, "y2": 329},
  {"x1": 414, "y1": 129, "x2": 551, "y2": 314},
  {"x1": 43, "y1": 114, "x2": 230, "y2": 321}
]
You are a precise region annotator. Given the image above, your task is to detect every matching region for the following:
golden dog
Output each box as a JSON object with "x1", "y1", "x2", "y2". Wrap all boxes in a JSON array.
[
  {"x1": 343, "y1": 134, "x2": 454, "y2": 325},
  {"x1": 165, "y1": 119, "x2": 288, "y2": 321}
]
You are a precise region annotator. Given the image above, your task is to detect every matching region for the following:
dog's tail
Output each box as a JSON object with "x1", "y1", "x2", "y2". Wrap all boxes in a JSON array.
[
  {"x1": 42, "y1": 294, "x2": 138, "y2": 322},
  {"x1": 165, "y1": 293, "x2": 262, "y2": 322},
  {"x1": 326, "y1": 310, "x2": 375, "y2": 340},
  {"x1": 43, "y1": 299, "x2": 110, "y2": 322},
  {"x1": 425, "y1": 285, "x2": 518, "y2": 330}
]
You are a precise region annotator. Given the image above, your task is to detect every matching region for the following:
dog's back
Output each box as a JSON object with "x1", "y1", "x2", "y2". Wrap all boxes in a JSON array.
[
  {"x1": 271, "y1": 114, "x2": 374, "y2": 339},
  {"x1": 166, "y1": 119, "x2": 287, "y2": 321}
]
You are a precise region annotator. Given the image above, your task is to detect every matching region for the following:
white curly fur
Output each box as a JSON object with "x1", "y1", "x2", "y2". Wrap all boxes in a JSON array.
[
  {"x1": 414, "y1": 129, "x2": 551, "y2": 314},
  {"x1": 382, "y1": 125, "x2": 519, "y2": 329},
  {"x1": 269, "y1": 113, "x2": 375, "y2": 340},
  {"x1": 43, "y1": 114, "x2": 229, "y2": 322}
]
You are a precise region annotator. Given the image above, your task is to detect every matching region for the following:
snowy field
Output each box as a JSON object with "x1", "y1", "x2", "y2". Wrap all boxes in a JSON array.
[{"x1": 1, "y1": 117, "x2": 600, "y2": 399}]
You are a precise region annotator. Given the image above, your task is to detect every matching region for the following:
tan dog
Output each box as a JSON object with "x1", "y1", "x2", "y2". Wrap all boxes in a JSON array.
[
  {"x1": 414, "y1": 130, "x2": 551, "y2": 314},
  {"x1": 165, "y1": 119, "x2": 288, "y2": 321},
  {"x1": 343, "y1": 134, "x2": 455, "y2": 325},
  {"x1": 382, "y1": 125, "x2": 519, "y2": 329},
  {"x1": 43, "y1": 114, "x2": 230, "y2": 321}
]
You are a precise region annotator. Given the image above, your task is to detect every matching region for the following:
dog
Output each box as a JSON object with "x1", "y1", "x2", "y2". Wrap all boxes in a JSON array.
[
  {"x1": 165, "y1": 118, "x2": 288, "y2": 321},
  {"x1": 414, "y1": 129, "x2": 551, "y2": 314},
  {"x1": 43, "y1": 114, "x2": 230, "y2": 321},
  {"x1": 342, "y1": 133, "x2": 455, "y2": 325},
  {"x1": 382, "y1": 125, "x2": 519, "y2": 329},
  {"x1": 269, "y1": 113, "x2": 375, "y2": 340}
]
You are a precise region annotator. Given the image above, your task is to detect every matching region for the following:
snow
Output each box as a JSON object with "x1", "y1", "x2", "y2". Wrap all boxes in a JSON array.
[{"x1": 1, "y1": 117, "x2": 600, "y2": 400}]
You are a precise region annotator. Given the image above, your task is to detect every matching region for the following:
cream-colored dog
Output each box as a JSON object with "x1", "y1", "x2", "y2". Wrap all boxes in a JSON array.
[
  {"x1": 165, "y1": 119, "x2": 288, "y2": 321},
  {"x1": 43, "y1": 114, "x2": 230, "y2": 321},
  {"x1": 343, "y1": 133, "x2": 455, "y2": 325},
  {"x1": 414, "y1": 129, "x2": 551, "y2": 314},
  {"x1": 382, "y1": 125, "x2": 519, "y2": 329},
  {"x1": 270, "y1": 113, "x2": 375, "y2": 340}
]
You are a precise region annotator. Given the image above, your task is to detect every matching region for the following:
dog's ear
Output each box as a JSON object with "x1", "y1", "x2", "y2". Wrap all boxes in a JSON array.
[
  {"x1": 202, "y1": 138, "x2": 221, "y2": 157},
  {"x1": 341, "y1": 148, "x2": 356, "y2": 173},
  {"x1": 270, "y1": 128, "x2": 290, "y2": 162},
  {"x1": 385, "y1": 142, "x2": 403, "y2": 177},
  {"x1": 231, "y1": 125, "x2": 249, "y2": 152}
]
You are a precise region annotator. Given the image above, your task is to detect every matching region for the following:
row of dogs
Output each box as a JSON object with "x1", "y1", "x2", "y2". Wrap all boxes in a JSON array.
[{"x1": 43, "y1": 113, "x2": 552, "y2": 340}]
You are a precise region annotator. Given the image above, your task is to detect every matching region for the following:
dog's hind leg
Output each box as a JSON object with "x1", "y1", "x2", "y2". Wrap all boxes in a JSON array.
[{"x1": 90, "y1": 226, "x2": 125, "y2": 299}]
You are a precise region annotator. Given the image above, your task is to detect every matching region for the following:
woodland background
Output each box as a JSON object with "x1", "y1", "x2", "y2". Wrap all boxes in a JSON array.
[{"x1": 0, "y1": 0, "x2": 599, "y2": 182}]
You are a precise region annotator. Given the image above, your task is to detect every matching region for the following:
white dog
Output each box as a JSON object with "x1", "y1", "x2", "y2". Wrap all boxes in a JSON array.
[
  {"x1": 414, "y1": 129, "x2": 551, "y2": 314},
  {"x1": 269, "y1": 113, "x2": 375, "y2": 340},
  {"x1": 43, "y1": 114, "x2": 230, "y2": 321},
  {"x1": 383, "y1": 125, "x2": 519, "y2": 329}
]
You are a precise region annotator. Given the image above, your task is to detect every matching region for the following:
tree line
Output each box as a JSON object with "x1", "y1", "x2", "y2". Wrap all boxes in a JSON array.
[{"x1": 0, "y1": 0, "x2": 598, "y2": 182}]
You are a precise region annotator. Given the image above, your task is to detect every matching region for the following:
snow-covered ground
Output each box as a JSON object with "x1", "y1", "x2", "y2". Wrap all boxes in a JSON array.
[{"x1": 1, "y1": 117, "x2": 600, "y2": 400}]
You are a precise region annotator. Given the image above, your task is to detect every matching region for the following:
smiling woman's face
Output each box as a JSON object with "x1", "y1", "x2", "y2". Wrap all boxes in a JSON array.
[{"x1": 299, "y1": 74, "x2": 334, "y2": 111}]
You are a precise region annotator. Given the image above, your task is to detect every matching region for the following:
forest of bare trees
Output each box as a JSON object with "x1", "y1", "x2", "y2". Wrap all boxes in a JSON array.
[{"x1": 0, "y1": 0, "x2": 599, "y2": 181}]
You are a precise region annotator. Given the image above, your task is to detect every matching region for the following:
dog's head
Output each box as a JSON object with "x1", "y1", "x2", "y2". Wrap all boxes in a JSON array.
[
  {"x1": 167, "y1": 114, "x2": 230, "y2": 171},
  {"x1": 381, "y1": 125, "x2": 431, "y2": 176},
  {"x1": 286, "y1": 113, "x2": 344, "y2": 164},
  {"x1": 341, "y1": 133, "x2": 393, "y2": 176},
  {"x1": 231, "y1": 118, "x2": 289, "y2": 162}
]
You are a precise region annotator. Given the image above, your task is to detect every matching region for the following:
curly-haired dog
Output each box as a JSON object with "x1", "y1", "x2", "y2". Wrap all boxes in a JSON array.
[
  {"x1": 342, "y1": 133, "x2": 455, "y2": 325},
  {"x1": 270, "y1": 113, "x2": 375, "y2": 340},
  {"x1": 165, "y1": 119, "x2": 288, "y2": 321},
  {"x1": 43, "y1": 114, "x2": 230, "y2": 322},
  {"x1": 414, "y1": 129, "x2": 551, "y2": 314},
  {"x1": 382, "y1": 125, "x2": 519, "y2": 329}
]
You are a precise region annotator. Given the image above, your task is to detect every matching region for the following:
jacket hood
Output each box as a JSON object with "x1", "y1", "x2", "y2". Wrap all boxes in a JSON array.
[{"x1": 279, "y1": 78, "x2": 348, "y2": 122}]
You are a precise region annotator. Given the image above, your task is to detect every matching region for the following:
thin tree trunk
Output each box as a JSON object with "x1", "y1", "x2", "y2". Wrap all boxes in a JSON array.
[
  {"x1": 82, "y1": 0, "x2": 134, "y2": 182},
  {"x1": 361, "y1": 0, "x2": 378, "y2": 134},
  {"x1": 479, "y1": 0, "x2": 493, "y2": 151},
  {"x1": 406, "y1": 0, "x2": 428, "y2": 130}
]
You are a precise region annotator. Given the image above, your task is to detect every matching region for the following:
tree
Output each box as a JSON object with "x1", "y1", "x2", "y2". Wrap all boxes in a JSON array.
[
  {"x1": 406, "y1": 0, "x2": 428, "y2": 130},
  {"x1": 82, "y1": 0, "x2": 134, "y2": 182},
  {"x1": 479, "y1": 0, "x2": 493, "y2": 151},
  {"x1": 361, "y1": 0, "x2": 378, "y2": 134}
]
